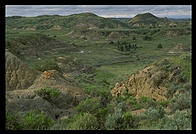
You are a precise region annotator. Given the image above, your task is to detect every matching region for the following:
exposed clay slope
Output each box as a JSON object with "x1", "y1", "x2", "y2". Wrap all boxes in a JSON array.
[
  {"x1": 5, "y1": 50, "x2": 39, "y2": 91},
  {"x1": 28, "y1": 70, "x2": 84, "y2": 100},
  {"x1": 6, "y1": 70, "x2": 85, "y2": 119},
  {"x1": 6, "y1": 52, "x2": 85, "y2": 119},
  {"x1": 111, "y1": 59, "x2": 183, "y2": 101}
]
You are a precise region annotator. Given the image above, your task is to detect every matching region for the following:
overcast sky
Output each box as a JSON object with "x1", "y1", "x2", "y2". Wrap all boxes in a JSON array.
[{"x1": 6, "y1": 5, "x2": 192, "y2": 18}]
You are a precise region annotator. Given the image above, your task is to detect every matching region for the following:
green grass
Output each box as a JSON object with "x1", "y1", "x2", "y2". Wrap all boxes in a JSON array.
[{"x1": 6, "y1": 15, "x2": 192, "y2": 130}]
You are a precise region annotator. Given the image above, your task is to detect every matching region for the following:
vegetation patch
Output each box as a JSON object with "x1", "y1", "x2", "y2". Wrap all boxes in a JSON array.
[
  {"x1": 6, "y1": 110, "x2": 55, "y2": 130},
  {"x1": 34, "y1": 87, "x2": 61, "y2": 101},
  {"x1": 67, "y1": 113, "x2": 99, "y2": 130},
  {"x1": 33, "y1": 60, "x2": 61, "y2": 72}
]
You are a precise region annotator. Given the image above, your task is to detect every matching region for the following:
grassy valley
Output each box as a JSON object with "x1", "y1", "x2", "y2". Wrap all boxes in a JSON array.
[{"x1": 5, "y1": 12, "x2": 192, "y2": 130}]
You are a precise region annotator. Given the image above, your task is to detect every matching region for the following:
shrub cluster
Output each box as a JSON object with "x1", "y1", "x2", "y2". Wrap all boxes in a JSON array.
[
  {"x1": 139, "y1": 96, "x2": 157, "y2": 109},
  {"x1": 144, "y1": 105, "x2": 165, "y2": 122},
  {"x1": 67, "y1": 113, "x2": 99, "y2": 130},
  {"x1": 6, "y1": 110, "x2": 55, "y2": 130},
  {"x1": 143, "y1": 35, "x2": 152, "y2": 41},
  {"x1": 75, "y1": 98, "x2": 100, "y2": 114},
  {"x1": 33, "y1": 60, "x2": 61, "y2": 72},
  {"x1": 34, "y1": 87, "x2": 61, "y2": 101},
  {"x1": 169, "y1": 92, "x2": 191, "y2": 113}
]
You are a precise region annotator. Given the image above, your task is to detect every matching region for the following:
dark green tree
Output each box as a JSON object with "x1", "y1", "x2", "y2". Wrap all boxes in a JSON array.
[{"x1": 157, "y1": 44, "x2": 163, "y2": 48}]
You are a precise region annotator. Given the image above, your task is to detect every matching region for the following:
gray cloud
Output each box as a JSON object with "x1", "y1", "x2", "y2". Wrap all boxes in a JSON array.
[{"x1": 6, "y1": 5, "x2": 192, "y2": 18}]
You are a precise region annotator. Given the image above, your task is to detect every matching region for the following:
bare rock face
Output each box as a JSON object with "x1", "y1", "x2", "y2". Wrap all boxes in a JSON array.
[
  {"x1": 111, "y1": 59, "x2": 182, "y2": 101},
  {"x1": 5, "y1": 50, "x2": 38, "y2": 91},
  {"x1": 41, "y1": 70, "x2": 56, "y2": 79}
]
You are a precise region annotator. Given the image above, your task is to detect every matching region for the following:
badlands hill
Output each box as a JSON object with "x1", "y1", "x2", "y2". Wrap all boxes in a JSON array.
[
  {"x1": 125, "y1": 13, "x2": 174, "y2": 27},
  {"x1": 6, "y1": 50, "x2": 85, "y2": 120}
]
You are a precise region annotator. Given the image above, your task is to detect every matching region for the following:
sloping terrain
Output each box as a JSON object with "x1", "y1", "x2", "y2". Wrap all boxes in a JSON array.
[
  {"x1": 6, "y1": 51, "x2": 85, "y2": 120},
  {"x1": 169, "y1": 43, "x2": 191, "y2": 53},
  {"x1": 111, "y1": 57, "x2": 190, "y2": 101},
  {"x1": 6, "y1": 12, "x2": 130, "y2": 31},
  {"x1": 125, "y1": 13, "x2": 174, "y2": 27},
  {"x1": 6, "y1": 33, "x2": 77, "y2": 60},
  {"x1": 5, "y1": 50, "x2": 39, "y2": 91},
  {"x1": 5, "y1": 11, "x2": 192, "y2": 130}
]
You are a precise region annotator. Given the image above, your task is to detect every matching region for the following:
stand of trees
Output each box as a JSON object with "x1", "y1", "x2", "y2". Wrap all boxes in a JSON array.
[{"x1": 116, "y1": 41, "x2": 137, "y2": 51}]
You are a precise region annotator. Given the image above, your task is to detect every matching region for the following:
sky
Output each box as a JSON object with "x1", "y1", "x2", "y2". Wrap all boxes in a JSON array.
[{"x1": 6, "y1": 5, "x2": 192, "y2": 19}]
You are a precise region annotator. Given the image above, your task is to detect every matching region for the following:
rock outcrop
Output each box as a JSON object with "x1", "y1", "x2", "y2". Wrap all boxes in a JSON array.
[
  {"x1": 111, "y1": 59, "x2": 183, "y2": 101},
  {"x1": 5, "y1": 50, "x2": 38, "y2": 91}
]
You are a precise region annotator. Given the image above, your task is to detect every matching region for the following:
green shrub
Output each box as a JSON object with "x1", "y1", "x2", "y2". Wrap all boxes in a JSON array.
[
  {"x1": 157, "y1": 44, "x2": 163, "y2": 48},
  {"x1": 21, "y1": 110, "x2": 55, "y2": 130},
  {"x1": 80, "y1": 82, "x2": 111, "y2": 99},
  {"x1": 158, "y1": 110, "x2": 191, "y2": 130},
  {"x1": 175, "y1": 72, "x2": 187, "y2": 83},
  {"x1": 6, "y1": 110, "x2": 55, "y2": 130},
  {"x1": 48, "y1": 123, "x2": 65, "y2": 130},
  {"x1": 105, "y1": 106, "x2": 124, "y2": 130},
  {"x1": 96, "y1": 107, "x2": 110, "y2": 129},
  {"x1": 169, "y1": 92, "x2": 191, "y2": 113},
  {"x1": 183, "y1": 82, "x2": 192, "y2": 92},
  {"x1": 132, "y1": 36, "x2": 136, "y2": 41},
  {"x1": 144, "y1": 105, "x2": 165, "y2": 122},
  {"x1": 110, "y1": 98, "x2": 128, "y2": 112},
  {"x1": 33, "y1": 60, "x2": 61, "y2": 72},
  {"x1": 34, "y1": 87, "x2": 61, "y2": 101},
  {"x1": 122, "y1": 112, "x2": 137, "y2": 129},
  {"x1": 157, "y1": 100, "x2": 169, "y2": 107},
  {"x1": 75, "y1": 98, "x2": 100, "y2": 114},
  {"x1": 126, "y1": 96, "x2": 142, "y2": 110},
  {"x1": 96, "y1": 106, "x2": 110, "y2": 121},
  {"x1": 167, "y1": 82, "x2": 178, "y2": 98},
  {"x1": 67, "y1": 113, "x2": 99, "y2": 130},
  {"x1": 139, "y1": 96, "x2": 157, "y2": 108},
  {"x1": 6, "y1": 111, "x2": 22, "y2": 130},
  {"x1": 143, "y1": 35, "x2": 152, "y2": 41}
]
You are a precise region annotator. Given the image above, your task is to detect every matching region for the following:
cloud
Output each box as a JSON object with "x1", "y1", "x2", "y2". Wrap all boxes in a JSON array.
[{"x1": 6, "y1": 5, "x2": 192, "y2": 18}]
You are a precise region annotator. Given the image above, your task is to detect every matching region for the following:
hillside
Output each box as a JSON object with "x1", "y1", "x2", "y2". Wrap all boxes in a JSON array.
[
  {"x1": 5, "y1": 11, "x2": 192, "y2": 130},
  {"x1": 6, "y1": 50, "x2": 39, "y2": 91},
  {"x1": 6, "y1": 51, "x2": 86, "y2": 121},
  {"x1": 111, "y1": 55, "x2": 191, "y2": 101},
  {"x1": 6, "y1": 33, "x2": 77, "y2": 60},
  {"x1": 125, "y1": 13, "x2": 174, "y2": 27},
  {"x1": 6, "y1": 12, "x2": 130, "y2": 31}
]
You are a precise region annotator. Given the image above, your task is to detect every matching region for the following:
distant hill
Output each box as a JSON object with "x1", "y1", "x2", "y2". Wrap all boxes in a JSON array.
[
  {"x1": 125, "y1": 12, "x2": 174, "y2": 27},
  {"x1": 6, "y1": 12, "x2": 130, "y2": 31},
  {"x1": 6, "y1": 33, "x2": 77, "y2": 60}
]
